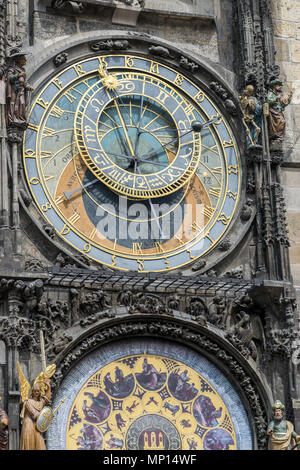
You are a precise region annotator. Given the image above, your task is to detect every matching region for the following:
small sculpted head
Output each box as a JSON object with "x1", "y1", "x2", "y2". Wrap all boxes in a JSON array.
[
  {"x1": 31, "y1": 383, "x2": 41, "y2": 400},
  {"x1": 17, "y1": 54, "x2": 27, "y2": 67},
  {"x1": 273, "y1": 400, "x2": 285, "y2": 422},
  {"x1": 245, "y1": 85, "x2": 254, "y2": 96}
]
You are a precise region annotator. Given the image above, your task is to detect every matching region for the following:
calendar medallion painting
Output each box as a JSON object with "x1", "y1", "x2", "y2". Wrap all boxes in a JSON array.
[{"x1": 65, "y1": 354, "x2": 237, "y2": 450}]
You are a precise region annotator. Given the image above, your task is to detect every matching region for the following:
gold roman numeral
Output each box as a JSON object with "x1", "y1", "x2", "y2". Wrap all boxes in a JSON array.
[
  {"x1": 204, "y1": 205, "x2": 214, "y2": 219},
  {"x1": 50, "y1": 105, "x2": 64, "y2": 118},
  {"x1": 27, "y1": 123, "x2": 39, "y2": 132},
  {"x1": 155, "y1": 242, "x2": 165, "y2": 253},
  {"x1": 209, "y1": 187, "x2": 221, "y2": 198},
  {"x1": 41, "y1": 150, "x2": 52, "y2": 159},
  {"x1": 132, "y1": 243, "x2": 143, "y2": 255},
  {"x1": 69, "y1": 212, "x2": 80, "y2": 225},
  {"x1": 175, "y1": 236, "x2": 184, "y2": 246},
  {"x1": 54, "y1": 195, "x2": 65, "y2": 205},
  {"x1": 43, "y1": 127, "x2": 56, "y2": 136},
  {"x1": 211, "y1": 167, "x2": 222, "y2": 176}
]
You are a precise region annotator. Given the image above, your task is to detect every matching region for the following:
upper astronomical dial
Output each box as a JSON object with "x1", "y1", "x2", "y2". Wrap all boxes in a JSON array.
[
  {"x1": 23, "y1": 53, "x2": 241, "y2": 273},
  {"x1": 75, "y1": 66, "x2": 202, "y2": 199}
]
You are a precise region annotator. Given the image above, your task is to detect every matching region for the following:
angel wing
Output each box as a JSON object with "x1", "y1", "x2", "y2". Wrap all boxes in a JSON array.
[
  {"x1": 44, "y1": 364, "x2": 56, "y2": 378},
  {"x1": 17, "y1": 362, "x2": 31, "y2": 403},
  {"x1": 33, "y1": 364, "x2": 56, "y2": 391}
]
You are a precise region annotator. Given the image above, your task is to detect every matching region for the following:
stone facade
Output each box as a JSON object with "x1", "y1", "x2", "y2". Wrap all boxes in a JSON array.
[
  {"x1": 271, "y1": 1, "x2": 300, "y2": 311},
  {"x1": 0, "y1": 0, "x2": 299, "y2": 450}
]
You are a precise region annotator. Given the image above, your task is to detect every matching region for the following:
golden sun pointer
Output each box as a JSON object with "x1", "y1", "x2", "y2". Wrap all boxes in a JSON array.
[
  {"x1": 98, "y1": 63, "x2": 119, "y2": 91},
  {"x1": 102, "y1": 74, "x2": 119, "y2": 91}
]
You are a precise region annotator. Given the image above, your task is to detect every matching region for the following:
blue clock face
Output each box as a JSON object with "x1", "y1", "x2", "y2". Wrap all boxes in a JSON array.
[
  {"x1": 23, "y1": 54, "x2": 241, "y2": 273},
  {"x1": 98, "y1": 95, "x2": 177, "y2": 176}
]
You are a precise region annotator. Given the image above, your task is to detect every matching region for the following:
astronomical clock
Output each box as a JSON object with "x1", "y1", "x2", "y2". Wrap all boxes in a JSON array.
[
  {"x1": 2, "y1": 0, "x2": 295, "y2": 453},
  {"x1": 23, "y1": 53, "x2": 241, "y2": 273}
]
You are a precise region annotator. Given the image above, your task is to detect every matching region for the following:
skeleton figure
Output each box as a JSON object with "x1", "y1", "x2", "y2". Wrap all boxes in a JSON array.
[{"x1": 240, "y1": 85, "x2": 262, "y2": 147}]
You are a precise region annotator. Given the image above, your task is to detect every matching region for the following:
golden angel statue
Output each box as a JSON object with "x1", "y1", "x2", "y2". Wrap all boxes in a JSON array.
[{"x1": 17, "y1": 362, "x2": 56, "y2": 450}]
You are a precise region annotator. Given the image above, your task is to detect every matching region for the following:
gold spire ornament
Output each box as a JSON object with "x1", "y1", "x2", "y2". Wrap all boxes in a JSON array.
[{"x1": 98, "y1": 61, "x2": 119, "y2": 91}]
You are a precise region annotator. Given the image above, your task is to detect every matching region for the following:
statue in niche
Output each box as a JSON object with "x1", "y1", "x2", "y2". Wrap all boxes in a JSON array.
[
  {"x1": 0, "y1": 397, "x2": 9, "y2": 450},
  {"x1": 266, "y1": 78, "x2": 292, "y2": 143},
  {"x1": 6, "y1": 53, "x2": 33, "y2": 129},
  {"x1": 17, "y1": 362, "x2": 56, "y2": 450},
  {"x1": 240, "y1": 84, "x2": 262, "y2": 147},
  {"x1": 267, "y1": 400, "x2": 300, "y2": 450},
  {"x1": 0, "y1": 65, "x2": 5, "y2": 106}
]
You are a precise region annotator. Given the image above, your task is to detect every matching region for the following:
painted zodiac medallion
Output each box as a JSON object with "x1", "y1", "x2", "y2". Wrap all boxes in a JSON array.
[{"x1": 66, "y1": 354, "x2": 237, "y2": 450}]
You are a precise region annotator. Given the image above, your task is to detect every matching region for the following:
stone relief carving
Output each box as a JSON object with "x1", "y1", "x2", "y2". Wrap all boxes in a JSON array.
[
  {"x1": 25, "y1": 258, "x2": 45, "y2": 272},
  {"x1": 46, "y1": 333, "x2": 73, "y2": 360},
  {"x1": 148, "y1": 45, "x2": 174, "y2": 59},
  {"x1": 53, "y1": 52, "x2": 68, "y2": 67},
  {"x1": 218, "y1": 238, "x2": 231, "y2": 252},
  {"x1": 240, "y1": 198, "x2": 254, "y2": 221},
  {"x1": 51, "y1": 0, "x2": 85, "y2": 13},
  {"x1": 80, "y1": 290, "x2": 111, "y2": 316},
  {"x1": 210, "y1": 81, "x2": 237, "y2": 116},
  {"x1": 221, "y1": 266, "x2": 243, "y2": 279},
  {"x1": 191, "y1": 259, "x2": 206, "y2": 272},
  {"x1": 129, "y1": 292, "x2": 172, "y2": 316},
  {"x1": 43, "y1": 224, "x2": 56, "y2": 239},
  {"x1": 225, "y1": 294, "x2": 265, "y2": 361},
  {"x1": 207, "y1": 296, "x2": 227, "y2": 329},
  {"x1": 114, "y1": 0, "x2": 145, "y2": 8},
  {"x1": 90, "y1": 40, "x2": 130, "y2": 52},
  {"x1": 179, "y1": 56, "x2": 198, "y2": 73},
  {"x1": 186, "y1": 296, "x2": 207, "y2": 325}
]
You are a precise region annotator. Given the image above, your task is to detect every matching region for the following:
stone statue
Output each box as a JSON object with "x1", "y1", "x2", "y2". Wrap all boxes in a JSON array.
[
  {"x1": 0, "y1": 397, "x2": 9, "y2": 450},
  {"x1": 17, "y1": 362, "x2": 56, "y2": 450},
  {"x1": 240, "y1": 85, "x2": 262, "y2": 147},
  {"x1": 6, "y1": 53, "x2": 33, "y2": 128},
  {"x1": 267, "y1": 400, "x2": 300, "y2": 450},
  {"x1": 266, "y1": 78, "x2": 292, "y2": 143},
  {"x1": 0, "y1": 65, "x2": 5, "y2": 106}
]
